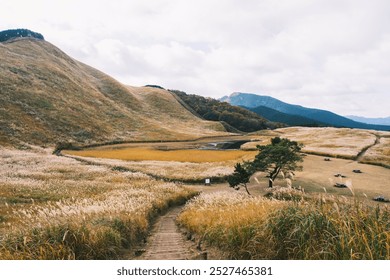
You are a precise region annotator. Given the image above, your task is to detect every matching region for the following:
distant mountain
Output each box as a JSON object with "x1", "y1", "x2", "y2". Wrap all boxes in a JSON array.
[
  {"x1": 244, "y1": 106, "x2": 329, "y2": 127},
  {"x1": 170, "y1": 90, "x2": 283, "y2": 133},
  {"x1": 346, "y1": 115, "x2": 390, "y2": 126},
  {"x1": 0, "y1": 34, "x2": 227, "y2": 147},
  {"x1": 221, "y1": 92, "x2": 390, "y2": 131}
]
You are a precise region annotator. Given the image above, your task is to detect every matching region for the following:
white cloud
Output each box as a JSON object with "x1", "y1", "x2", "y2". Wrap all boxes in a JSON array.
[{"x1": 3, "y1": 0, "x2": 390, "y2": 117}]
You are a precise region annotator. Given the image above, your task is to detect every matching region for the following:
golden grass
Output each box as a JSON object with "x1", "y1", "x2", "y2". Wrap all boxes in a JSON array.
[
  {"x1": 0, "y1": 147, "x2": 197, "y2": 259},
  {"x1": 67, "y1": 156, "x2": 236, "y2": 182},
  {"x1": 361, "y1": 137, "x2": 390, "y2": 167},
  {"x1": 177, "y1": 192, "x2": 287, "y2": 259},
  {"x1": 65, "y1": 148, "x2": 257, "y2": 163},
  {"x1": 178, "y1": 191, "x2": 390, "y2": 259}
]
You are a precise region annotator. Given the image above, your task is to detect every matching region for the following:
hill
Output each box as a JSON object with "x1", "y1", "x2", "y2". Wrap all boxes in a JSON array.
[
  {"x1": 0, "y1": 37, "x2": 227, "y2": 147},
  {"x1": 221, "y1": 93, "x2": 390, "y2": 131},
  {"x1": 170, "y1": 90, "x2": 283, "y2": 132},
  {"x1": 346, "y1": 115, "x2": 390, "y2": 126}
]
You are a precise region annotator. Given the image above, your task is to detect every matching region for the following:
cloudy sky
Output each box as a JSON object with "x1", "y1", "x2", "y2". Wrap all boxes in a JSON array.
[{"x1": 3, "y1": 0, "x2": 390, "y2": 117}]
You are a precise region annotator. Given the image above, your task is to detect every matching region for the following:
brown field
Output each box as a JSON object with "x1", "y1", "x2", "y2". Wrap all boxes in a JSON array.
[
  {"x1": 245, "y1": 127, "x2": 378, "y2": 159},
  {"x1": 360, "y1": 136, "x2": 390, "y2": 167},
  {"x1": 65, "y1": 148, "x2": 256, "y2": 163},
  {"x1": 65, "y1": 156, "x2": 236, "y2": 182},
  {"x1": 274, "y1": 154, "x2": 390, "y2": 199}
]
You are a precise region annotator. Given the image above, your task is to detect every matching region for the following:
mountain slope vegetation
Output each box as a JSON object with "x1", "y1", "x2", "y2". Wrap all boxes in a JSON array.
[
  {"x1": 222, "y1": 93, "x2": 390, "y2": 131},
  {"x1": 244, "y1": 105, "x2": 329, "y2": 127},
  {"x1": 0, "y1": 28, "x2": 44, "y2": 42},
  {"x1": 170, "y1": 90, "x2": 282, "y2": 133},
  {"x1": 0, "y1": 37, "x2": 226, "y2": 147}
]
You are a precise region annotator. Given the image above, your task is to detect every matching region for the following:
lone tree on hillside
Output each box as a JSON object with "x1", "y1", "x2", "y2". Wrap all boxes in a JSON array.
[
  {"x1": 227, "y1": 137, "x2": 304, "y2": 192},
  {"x1": 252, "y1": 137, "x2": 304, "y2": 188}
]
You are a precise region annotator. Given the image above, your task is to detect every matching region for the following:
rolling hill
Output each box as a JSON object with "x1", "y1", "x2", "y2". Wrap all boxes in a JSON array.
[
  {"x1": 0, "y1": 34, "x2": 227, "y2": 147},
  {"x1": 221, "y1": 92, "x2": 390, "y2": 131}
]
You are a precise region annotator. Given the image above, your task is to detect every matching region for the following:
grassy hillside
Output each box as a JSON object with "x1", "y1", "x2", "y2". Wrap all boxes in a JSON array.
[
  {"x1": 0, "y1": 38, "x2": 226, "y2": 147},
  {"x1": 170, "y1": 90, "x2": 283, "y2": 132}
]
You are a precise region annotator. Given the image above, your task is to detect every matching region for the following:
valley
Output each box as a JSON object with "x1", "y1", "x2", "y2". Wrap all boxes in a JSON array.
[
  {"x1": 1, "y1": 34, "x2": 389, "y2": 260},
  {"x1": 62, "y1": 127, "x2": 390, "y2": 199}
]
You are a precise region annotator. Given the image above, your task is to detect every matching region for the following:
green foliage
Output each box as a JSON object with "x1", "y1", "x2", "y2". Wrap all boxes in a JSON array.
[
  {"x1": 251, "y1": 137, "x2": 304, "y2": 187},
  {"x1": 144, "y1": 85, "x2": 165, "y2": 90},
  {"x1": 170, "y1": 90, "x2": 282, "y2": 132},
  {"x1": 0, "y1": 29, "x2": 44, "y2": 42},
  {"x1": 226, "y1": 137, "x2": 304, "y2": 191},
  {"x1": 227, "y1": 163, "x2": 252, "y2": 195}
]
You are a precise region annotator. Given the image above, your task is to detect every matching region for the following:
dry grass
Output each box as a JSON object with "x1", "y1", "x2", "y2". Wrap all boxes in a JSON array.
[
  {"x1": 67, "y1": 156, "x2": 235, "y2": 182},
  {"x1": 294, "y1": 155, "x2": 390, "y2": 198},
  {"x1": 177, "y1": 192, "x2": 287, "y2": 259},
  {"x1": 63, "y1": 147, "x2": 257, "y2": 183},
  {"x1": 244, "y1": 127, "x2": 378, "y2": 159},
  {"x1": 0, "y1": 38, "x2": 227, "y2": 147},
  {"x1": 178, "y1": 191, "x2": 390, "y2": 259},
  {"x1": 0, "y1": 147, "x2": 197, "y2": 259},
  {"x1": 361, "y1": 137, "x2": 390, "y2": 167},
  {"x1": 65, "y1": 148, "x2": 256, "y2": 163}
]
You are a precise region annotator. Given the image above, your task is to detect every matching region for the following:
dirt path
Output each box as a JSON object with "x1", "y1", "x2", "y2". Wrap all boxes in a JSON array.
[
  {"x1": 133, "y1": 184, "x2": 231, "y2": 260},
  {"x1": 135, "y1": 207, "x2": 199, "y2": 260},
  {"x1": 356, "y1": 134, "x2": 381, "y2": 162}
]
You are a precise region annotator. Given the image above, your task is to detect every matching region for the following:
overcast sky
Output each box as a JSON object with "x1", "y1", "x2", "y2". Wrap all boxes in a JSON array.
[{"x1": 3, "y1": 0, "x2": 390, "y2": 117}]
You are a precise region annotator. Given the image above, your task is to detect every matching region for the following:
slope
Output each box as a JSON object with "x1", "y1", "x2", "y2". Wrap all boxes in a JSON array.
[
  {"x1": 0, "y1": 37, "x2": 226, "y2": 147},
  {"x1": 221, "y1": 93, "x2": 390, "y2": 131}
]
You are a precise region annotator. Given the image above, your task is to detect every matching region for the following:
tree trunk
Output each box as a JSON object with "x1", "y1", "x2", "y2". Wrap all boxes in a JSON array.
[
  {"x1": 268, "y1": 166, "x2": 281, "y2": 188},
  {"x1": 243, "y1": 183, "x2": 251, "y2": 195}
]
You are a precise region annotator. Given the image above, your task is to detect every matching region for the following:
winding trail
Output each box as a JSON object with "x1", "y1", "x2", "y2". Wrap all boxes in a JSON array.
[{"x1": 356, "y1": 134, "x2": 381, "y2": 162}]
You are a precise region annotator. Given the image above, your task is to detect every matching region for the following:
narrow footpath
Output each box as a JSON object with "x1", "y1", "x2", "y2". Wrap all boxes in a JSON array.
[
  {"x1": 135, "y1": 207, "x2": 200, "y2": 260},
  {"x1": 356, "y1": 134, "x2": 381, "y2": 162},
  {"x1": 131, "y1": 184, "x2": 230, "y2": 260}
]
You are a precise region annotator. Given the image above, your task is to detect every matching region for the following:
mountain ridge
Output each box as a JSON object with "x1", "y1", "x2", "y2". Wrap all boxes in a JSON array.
[
  {"x1": 243, "y1": 105, "x2": 330, "y2": 127},
  {"x1": 221, "y1": 92, "x2": 390, "y2": 131},
  {"x1": 171, "y1": 90, "x2": 283, "y2": 133},
  {"x1": 346, "y1": 115, "x2": 390, "y2": 126}
]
